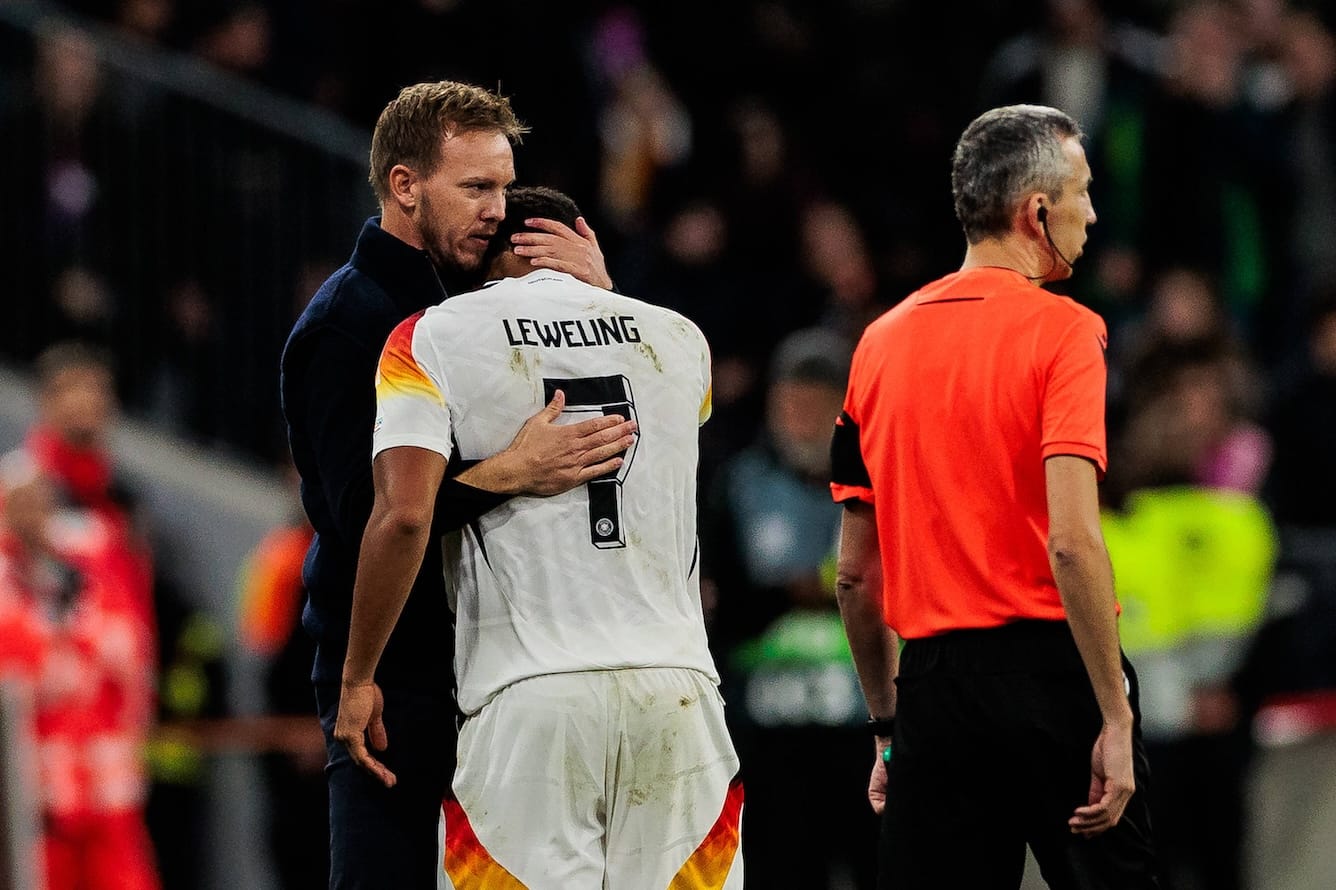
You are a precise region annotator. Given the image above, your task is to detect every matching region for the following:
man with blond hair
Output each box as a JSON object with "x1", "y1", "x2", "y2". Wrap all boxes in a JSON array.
[{"x1": 281, "y1": 81, "x2": 631, "y2": 889}]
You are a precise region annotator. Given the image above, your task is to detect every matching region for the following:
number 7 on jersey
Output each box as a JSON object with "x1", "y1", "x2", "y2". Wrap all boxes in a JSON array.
[{"x1": 543, "y1": 376, "x2": 640, "y2": 549}]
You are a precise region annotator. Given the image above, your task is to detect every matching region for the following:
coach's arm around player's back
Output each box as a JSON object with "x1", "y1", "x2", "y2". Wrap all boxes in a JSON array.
[{"x1": 334, "y1": 395, "x2": 634, "y2": 784}]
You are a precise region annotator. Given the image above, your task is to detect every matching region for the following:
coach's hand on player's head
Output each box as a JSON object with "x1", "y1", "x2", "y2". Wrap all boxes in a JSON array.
[
  {"x1": 511, "y1": 217, "x2": 613, "y2": 290},
  {"x1": 502, "y1": 389, "x2": 637, "y2": 496},
  {"x1": 1069, "y1": 720, "x2": 1135, "y2": 837},
  {"x1": 335, "y1": 679, "x2": 396, "y2": 788}
]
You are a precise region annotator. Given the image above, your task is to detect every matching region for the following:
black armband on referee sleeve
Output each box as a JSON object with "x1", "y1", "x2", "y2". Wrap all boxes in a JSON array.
[
  {"x1": 830, "y1": 411, "x2": 872, "y2": 488},
  {"x1": 432, "y1": 466, "x2": 512, "y2": 534}
]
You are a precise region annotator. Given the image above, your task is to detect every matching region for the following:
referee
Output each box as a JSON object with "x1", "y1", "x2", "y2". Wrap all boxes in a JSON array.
[{"x1": 831, "y1": 105, "x2": 1160, "y2": 889}]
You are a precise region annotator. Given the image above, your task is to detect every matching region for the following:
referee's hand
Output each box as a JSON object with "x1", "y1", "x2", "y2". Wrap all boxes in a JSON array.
[
  {"x1": 1069, "y1": 721, "x2": 1135, "y2": 837},
  {"x1": 867, "y1": 738, "x2": 891, "y2": 815},
  {"x1": 335, "y1": 679, "x2": 397, "y2": 788}
]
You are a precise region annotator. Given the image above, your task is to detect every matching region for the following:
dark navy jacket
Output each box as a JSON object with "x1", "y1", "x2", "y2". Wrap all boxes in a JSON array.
[{"x1": 280, "y1": 218, "x2": 453, "y2": 695}]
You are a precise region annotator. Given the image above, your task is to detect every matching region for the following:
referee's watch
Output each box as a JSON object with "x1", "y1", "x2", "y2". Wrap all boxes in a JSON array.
[{"x1": 867, "y1": 715, "x2": 895, "y2": 737}]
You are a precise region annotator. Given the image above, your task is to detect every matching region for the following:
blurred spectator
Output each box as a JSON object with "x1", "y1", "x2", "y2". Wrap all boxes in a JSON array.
[
  {"x1": 702, "y1": 327, "x2": 876, "y2": 890},
  {"x1": 627, "y1": 197, "x2": 757, "y2": 482},
  {"x1": 590, "y1": 6, "x2": 692, "y2": 231},
  {"x1": 190, "y1": 2, "x2": 273, "y2": 81},
  {"x1": 26, "y1": 343, "x2": 153, "y2": 602},
  {"x1": 1242, "y1": 294, "x2": 1336, "y2": 884},
  {"x1": 20, "y1": 342, "x2": 226, "y2": 889},
  {"x1": 799, "y1": 200, "x2": 883, "y2": 341},
  {"x1": 1265, "y1": 296, "x2": 1336, "y2": 527},
  {"x1": 1138, "y1": 2, "x2": 1291, "y2": 344},
  {"x1": 1110, "y1": 267, "x2": 1270, "y2": 498},
  {"x1": 141, "y1": 579, "x2": 225, "y2": 890},
  {"x1": 112, "y1": 0, "x2": 175, "y2": 45},
  {"x1": 0, "y1": 451, "x2": 160, "y2": 890},
  {"x1": 146, "y1": 280, "x2": 225, "y2": 443},
  {"x1": 1115, "y1": 354, "x2": 1271, "y2": 500},
  {"x1": 710, "y1": 97, "x2": 819, "y2": 331},
  {"x1": 1278, "y1": 11, "x2": 1336, "y2": 303},
  {"x1": 0, "y1": 19, "x2": 174, "y2": 407},
  {"x1": 1103, "y1": 484, "x2": 1276, "y2": 890},
  {"x1": 235, "y1": 466, "x2": 325, "y2": 890}
]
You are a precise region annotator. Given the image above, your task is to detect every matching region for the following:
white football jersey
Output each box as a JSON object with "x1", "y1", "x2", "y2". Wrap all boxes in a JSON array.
[{"x1": 373, "y1": 270, "x2": 718, "y2": 715}]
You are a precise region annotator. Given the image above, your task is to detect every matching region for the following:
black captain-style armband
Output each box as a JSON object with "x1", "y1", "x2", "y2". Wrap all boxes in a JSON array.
[
  {"x1": 867, "y1": 716, "x2": 895, "y2": 738},
  {"x1": 432, "y1": 461, "x2": 512, "y2": 534},
  {"x1": 831, "y1": 411, "x2": 872, "y2": 489}
]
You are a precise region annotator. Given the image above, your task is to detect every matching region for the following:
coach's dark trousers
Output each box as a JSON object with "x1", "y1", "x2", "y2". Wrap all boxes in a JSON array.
[
  {"x1": 880, "y1": 620, "x2": 1162, "y2": 890},
  {"x1": 317, "y1": 683, "x2": 454, "y2": 890}
]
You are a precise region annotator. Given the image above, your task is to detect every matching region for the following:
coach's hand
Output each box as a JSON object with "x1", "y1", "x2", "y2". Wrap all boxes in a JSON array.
[
  {"x1": 335, "y1": 679, "x2": 396, "y2": 788},
  {"x1": 503, "y1": 389, "x2": 637, "y2": 496},
  {"x1": 511, "y1": 216, "x2": 613, "y2": 290},
  {"x1": 1069, "y1": 720, "x2": 1135, "y2": 837}
]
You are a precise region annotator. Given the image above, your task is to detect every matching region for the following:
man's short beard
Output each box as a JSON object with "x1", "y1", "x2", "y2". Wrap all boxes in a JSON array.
[{"x1": 415, "y1": 193, "x2": 452, "y2": 272}]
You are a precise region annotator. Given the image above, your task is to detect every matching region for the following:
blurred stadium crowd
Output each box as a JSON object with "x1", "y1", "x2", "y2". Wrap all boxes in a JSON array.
[{"x1": 3, "y1": 0, "x2": 1336, "y2": 888}]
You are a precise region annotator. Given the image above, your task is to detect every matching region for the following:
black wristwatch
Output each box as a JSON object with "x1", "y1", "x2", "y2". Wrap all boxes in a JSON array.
[{"x1": 867, "y1": 715, "x2": 895, "y2": 737}]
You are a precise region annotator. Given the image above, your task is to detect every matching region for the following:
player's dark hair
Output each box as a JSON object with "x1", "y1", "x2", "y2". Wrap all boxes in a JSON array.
[
  {"x1": 951, "y1": 105, "x2": 1082, "y2": 244},
  {"x1": 483, "y1": 186, "x2": 583, "y2": 268}
]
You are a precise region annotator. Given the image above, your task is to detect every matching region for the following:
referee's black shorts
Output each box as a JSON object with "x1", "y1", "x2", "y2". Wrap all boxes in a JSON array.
[{"x1": 880, "y1": 619, "x2": 1161, "y2": 890}]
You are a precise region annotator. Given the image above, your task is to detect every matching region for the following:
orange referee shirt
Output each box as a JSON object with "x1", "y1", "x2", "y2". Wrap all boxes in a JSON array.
[{"x1": 830, "y1": 267, "x2": 1108, "y2": 639}]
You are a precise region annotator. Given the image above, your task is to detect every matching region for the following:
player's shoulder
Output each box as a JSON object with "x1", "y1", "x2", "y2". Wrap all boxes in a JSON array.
[{"x1": 622, "y1": 296, "x2": 708, "y2": 344}]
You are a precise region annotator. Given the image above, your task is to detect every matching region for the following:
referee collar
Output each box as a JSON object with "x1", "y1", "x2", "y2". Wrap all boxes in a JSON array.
[
  {"x1": 350, "y1": 216, "x2": 449, "y2": 315},
  {"x1": 916, "y1": 267, "x2": 1031, "y2": 304}
]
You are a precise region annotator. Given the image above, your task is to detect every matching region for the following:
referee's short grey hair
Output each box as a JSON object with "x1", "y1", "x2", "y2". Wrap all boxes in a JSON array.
[{"x1": 951, "y1": 105, "x2": 1083, "y2": 244}]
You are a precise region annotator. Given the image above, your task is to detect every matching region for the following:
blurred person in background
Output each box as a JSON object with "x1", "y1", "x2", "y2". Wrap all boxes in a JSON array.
[
  {"x1": 624, "y1": 195, "x2": 755, "y2": 486},
  {"x1": 25, "y1": 343, "x2": 152, "y2": 621},
  {"x1": 1114, "y1": 352, "x2": 1271, "y2": 501},
  {"x1": 703, "y1": 326, "x2": 876, "y2": 890},
  {"x1": 1244, "y1": 300, "x2": 1336, "y2": 890},
  {"x1": 1266, "y1": 295, "x2": 1336, "y2": 528},
  {"x1": 1138, "y1": 1, "x2": 1292, "y2": 355},
  {"x1": 588, "y1": 6, "x2": 692, "y2": 233},
  {"x1": 22, "y1": 342, "x2": 220, "y2": 888},
  {"x1": 1104, "y1": 407, "x2": 1276, "y2": 890},
  {"x1": 236, "y1": 465, "x2": 326, "y2": 890},
  {"x1": 281, "y1": 80, "x2": 628, "y2": 889},
  {"x1": 1109, "y1": 266, "x2": 1270, "y2": 496},
  {"x1": 0, "y1": 451, "x2": 159, "y2": 890},
  {"x1": 799, "y1": 200, "x2": 884, "y2": 342},
  {"x1": 1277, "y1": 11, "x2": 1336, "y2": 303},
  {"x1": 0, "y1": 26, "x2": 112, "y2": 362}
]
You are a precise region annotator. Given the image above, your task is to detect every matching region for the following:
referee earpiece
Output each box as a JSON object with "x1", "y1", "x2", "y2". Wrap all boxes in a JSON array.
[{"x1": 1037, "y1": 205, "x2": 1048, "y2": 226}]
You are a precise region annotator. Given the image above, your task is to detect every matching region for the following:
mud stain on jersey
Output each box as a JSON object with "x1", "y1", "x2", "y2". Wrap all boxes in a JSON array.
[
  {"x1": 508, "y1": 348, "x2": 529, "y2": 381},
  {"x1": 636, "y1": 342, "x2": 663, "y2": 373}
]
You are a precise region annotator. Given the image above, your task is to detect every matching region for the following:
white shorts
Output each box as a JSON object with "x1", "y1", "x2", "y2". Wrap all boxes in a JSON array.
[{"x1": 442, "y1": 667, "x2": 743, "y2": 889}]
